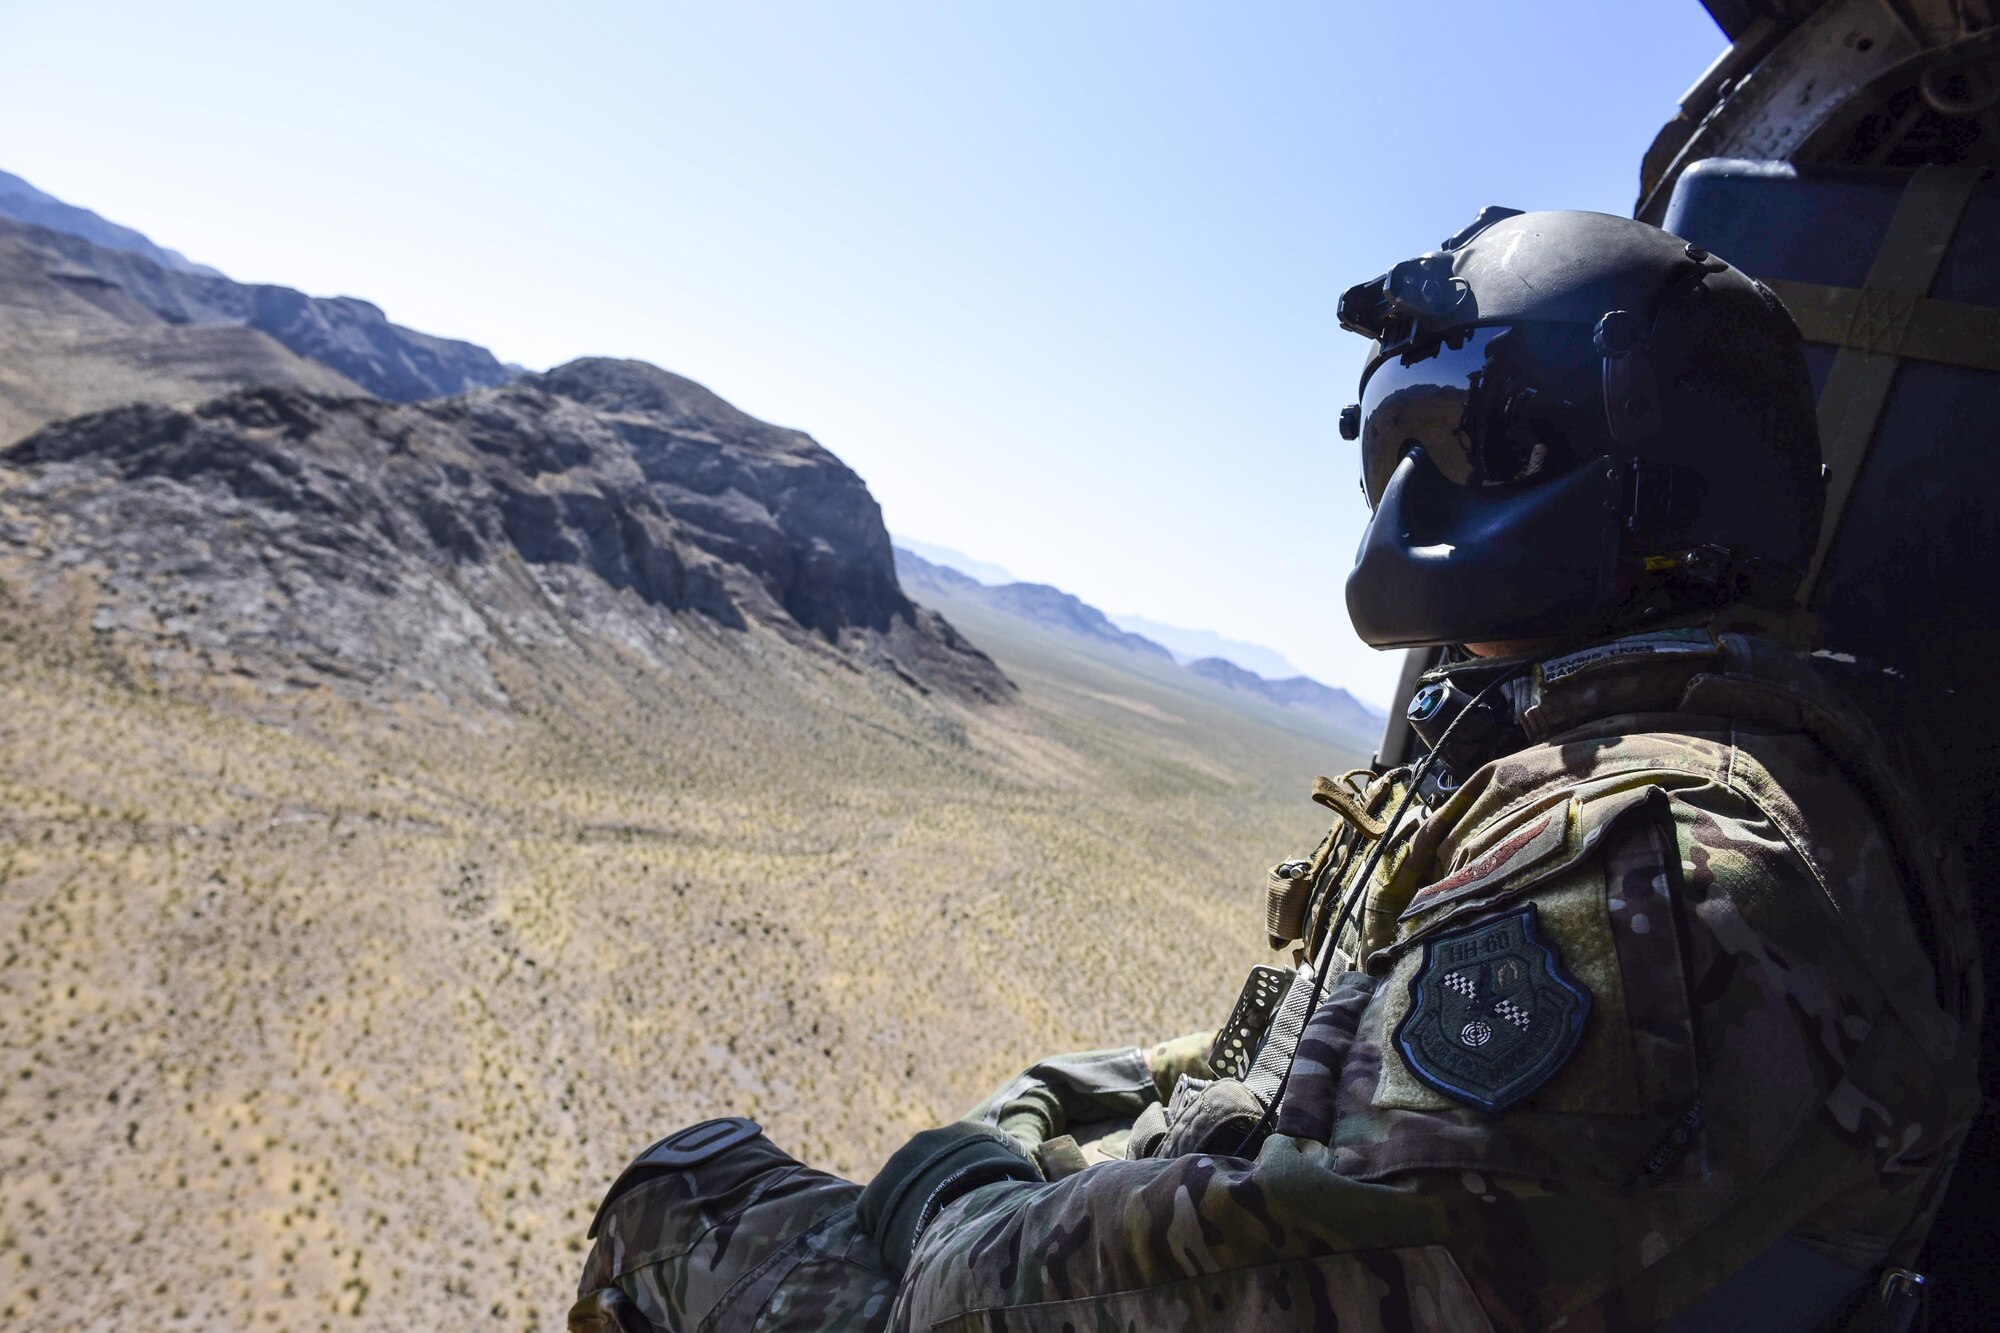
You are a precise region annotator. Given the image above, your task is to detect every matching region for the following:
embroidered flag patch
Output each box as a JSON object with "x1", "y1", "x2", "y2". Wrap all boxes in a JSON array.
[{"x1": 1393, "y1": 904, "x2": 1591, "y2": 1115}]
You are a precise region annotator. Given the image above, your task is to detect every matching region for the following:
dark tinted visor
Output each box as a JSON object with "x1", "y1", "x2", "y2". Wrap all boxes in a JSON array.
[{"x1": 1356, "y1": 323, "x2": 1601, "y2": 508}]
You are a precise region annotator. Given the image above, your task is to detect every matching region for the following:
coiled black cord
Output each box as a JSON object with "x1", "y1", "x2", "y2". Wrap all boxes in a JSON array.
[{"x1": 1228, "y1": 663, "x2": 1529, "y2": 1157}]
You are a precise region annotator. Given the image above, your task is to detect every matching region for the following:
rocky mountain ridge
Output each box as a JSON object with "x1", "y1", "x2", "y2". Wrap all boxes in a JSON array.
[
  {"x1": 0, "y1": 172, "x2": 1014, "y2": 709},
  {"x1": 0, "y1": 213, "x2": 513, "y2": 410},
  {"x1": 2, "y1": 359, "x2": 1010, "y2": 706},
  {"x1": 0, "y1": 213, "x2": 366, "y2": 446},
  {"x1": 0, "y1": 167, "x2": 516, "y2": 451},
  {"x1": 0, "y1": 167, "x2": 222, "y2": 277}
]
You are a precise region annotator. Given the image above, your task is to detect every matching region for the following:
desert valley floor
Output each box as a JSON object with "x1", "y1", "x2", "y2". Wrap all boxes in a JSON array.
[{"x1": 0, "y1": 577, "x2": 1368, "y2": 1330}]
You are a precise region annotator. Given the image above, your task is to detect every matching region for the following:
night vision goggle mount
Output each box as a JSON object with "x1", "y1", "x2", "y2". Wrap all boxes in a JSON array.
[{"x1": 1334, "y1": 205, "x2": 1524, "y2": 359}]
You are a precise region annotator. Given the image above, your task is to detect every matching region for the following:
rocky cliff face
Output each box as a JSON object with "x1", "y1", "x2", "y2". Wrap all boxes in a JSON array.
[{"x1": 0, "y1": 358, "x2": 1010, "y2": 706}]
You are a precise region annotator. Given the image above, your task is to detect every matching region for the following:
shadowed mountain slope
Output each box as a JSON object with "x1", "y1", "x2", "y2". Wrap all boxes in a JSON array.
[
  {"x1": 1, "y1": 358, "x2": 1010, "y2": 706},
  {"x1": 0, "y1": 215, "x2": 365, "y2": 444}
]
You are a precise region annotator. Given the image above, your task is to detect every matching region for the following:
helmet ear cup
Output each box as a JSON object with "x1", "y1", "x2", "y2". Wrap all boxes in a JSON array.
[
  {"x1": 1596, "y1": 312, "x2": 1665, "y2": 450},
  {"x1": 1638, "y1": 287, "x2": 1822, "y2": 584}
]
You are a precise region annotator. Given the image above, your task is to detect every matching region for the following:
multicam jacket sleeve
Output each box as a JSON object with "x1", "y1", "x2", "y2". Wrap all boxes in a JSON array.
[{"x1": 887, "y1": 668, "x2": 1977, "y2": 1332}]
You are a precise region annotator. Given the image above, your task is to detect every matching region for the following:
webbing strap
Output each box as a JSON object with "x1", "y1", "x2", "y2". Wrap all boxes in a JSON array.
[
  {"x1": 1765, "y1": 277, "x2": 2000, "y2": 374},
  {"x1": 1311, "y1": 774, "x2": 1386, "y2": 839},
  {"x1": 1799, "y1": 166, "x2": 1988, "y2": 606},
  {"x1": 1242, "y1": 964, "x2": 1318, "y2": 1111}
]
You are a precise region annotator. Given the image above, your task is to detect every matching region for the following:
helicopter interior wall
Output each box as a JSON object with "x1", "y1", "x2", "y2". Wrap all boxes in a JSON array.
[{"x1": 1665, "y1": 156, "x2": 1998, "y2": 1328}]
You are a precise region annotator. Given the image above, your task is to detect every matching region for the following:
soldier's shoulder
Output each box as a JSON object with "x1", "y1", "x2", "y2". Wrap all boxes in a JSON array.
[{"x1": 1449, "y1": 724, "x2": 1741, "y2": 856}]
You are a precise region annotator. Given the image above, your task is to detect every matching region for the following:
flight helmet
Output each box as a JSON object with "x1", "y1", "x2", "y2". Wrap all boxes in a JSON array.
[{"x1": 1337, "y1": 208, "x2": 1823, "y2": 649}]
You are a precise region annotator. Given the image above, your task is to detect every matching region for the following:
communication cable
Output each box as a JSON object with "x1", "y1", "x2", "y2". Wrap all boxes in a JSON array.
[{"x1": 1228, "y1": 663, "x2": 1530, "y2": 1157}]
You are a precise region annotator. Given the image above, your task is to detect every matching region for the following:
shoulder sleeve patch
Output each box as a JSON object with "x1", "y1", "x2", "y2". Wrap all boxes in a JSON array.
[
  {"x1": 1393, "y1": 905, "x2": 1592, "y2": 1115},
  {"x1": 1400, "y1": 800, "x2": 1572, "y2": 922},
  {"x1": 1375, "y1": 865, "x2": 1640, "y2": 1117}
]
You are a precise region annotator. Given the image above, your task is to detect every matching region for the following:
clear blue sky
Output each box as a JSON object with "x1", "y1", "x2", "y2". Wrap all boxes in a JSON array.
[{"x1": 0, "y1": 1, "x2": 1726, "y2": 707}]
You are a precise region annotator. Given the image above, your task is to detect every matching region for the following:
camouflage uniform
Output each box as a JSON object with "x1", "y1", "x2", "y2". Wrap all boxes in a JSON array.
[
  {"x1": 572, "y1": 1126, "x2": 898, "y2": 1333},
  {"x1": 889, "y1": 628, "x2": 1977, "y2": 1331},
  {"x1": 577, "y1": 627, "x2": 1977, "y2": 1331},
  {"x1": 568, "y1": 1043, "x2": 1196, "y2": 1330}
]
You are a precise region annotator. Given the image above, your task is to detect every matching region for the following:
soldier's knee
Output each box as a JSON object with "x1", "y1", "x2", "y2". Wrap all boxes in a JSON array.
[{"x1": 573, "y1": 1117, "x2": 897, "y2": 1333}]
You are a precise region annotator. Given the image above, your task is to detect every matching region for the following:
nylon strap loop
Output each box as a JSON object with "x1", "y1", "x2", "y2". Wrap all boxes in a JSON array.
[{"x1": 1311, "y1": 773, "x2": 1387, "y2": 840}]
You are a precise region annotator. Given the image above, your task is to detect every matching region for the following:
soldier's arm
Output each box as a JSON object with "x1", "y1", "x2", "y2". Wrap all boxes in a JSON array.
[
  {"x1": 882, "y1": 787, "x2": 1970, "y2": 1331},
  {"x1": 964, "y1": 1032, "x2": 1213, "y2": 1133},
  {"x1": 891, "y1": 1145, "x2": 1493, "y2": 1329}
]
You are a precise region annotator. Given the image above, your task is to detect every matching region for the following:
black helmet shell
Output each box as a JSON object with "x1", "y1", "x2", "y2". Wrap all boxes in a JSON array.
[{"x1": 1339, "y1": 210, "x2": 1822, "y2": 649}]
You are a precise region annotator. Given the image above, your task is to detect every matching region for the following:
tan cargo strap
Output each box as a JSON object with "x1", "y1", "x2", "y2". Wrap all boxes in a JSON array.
[
  {"x1": 1268, "y1": 770, "x2": 1378, "y2": 948},
  {"x1": 1030, "y1": 1134, "x2": 1089, "y2": 1181},
  {"x1": 1259, "y1": 773, "x2": 1381, "y2": 949},
  {"x1": 1796, "y1": 165, "x2": 1989, "y2": 606},
  {"x1": 1764, "y1": 278, "x2": 2000, "y2": 376},
  {"x1": 1310, "y1": 773, "x2": 1386, "y2": 840}
]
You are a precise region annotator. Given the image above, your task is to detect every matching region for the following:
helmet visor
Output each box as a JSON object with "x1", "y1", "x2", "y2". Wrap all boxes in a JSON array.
[{"x1": 1356, "y1": 324, "x2": 1600, "y2": 508}]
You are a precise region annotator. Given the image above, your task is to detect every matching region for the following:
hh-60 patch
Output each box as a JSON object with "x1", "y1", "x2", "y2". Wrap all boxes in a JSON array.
[{"x1": 1393, "y1": 904, "x2": 1591, "y2": 1115}]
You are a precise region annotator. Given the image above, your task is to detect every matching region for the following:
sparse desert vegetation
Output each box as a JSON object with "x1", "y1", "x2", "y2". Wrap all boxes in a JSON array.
[
  {"x1": 0, "y1": 572, "x2": 1366, "y2": 1330},
  {"x1": 0, "y1": 166, "x2": 1376, "y2": 1333}
]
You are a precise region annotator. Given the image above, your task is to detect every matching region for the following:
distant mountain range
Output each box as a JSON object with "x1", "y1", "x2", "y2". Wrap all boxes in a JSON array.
[
  {"x1": 1183, "y1": 655, "x2": 1382, "y2": 736},
  {"x1": 891, "y1": 536, "x2": 1308, "y2": 682},
  {"x1": 0, "y1": 168, "x2": 223, "y2": 277},
  {"x1": 890, "y1": 535, "x2": 1018, "y2": 587},
  {"x1": 894, "y1": 545, "x2": 1382, "y2": 734},
  {"x1": 1104, "y1": 612, "x2": 1302, "y2": 681},
  {"x1": 893, "y1": 549, "x2": 1172, "y2": 661}
]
